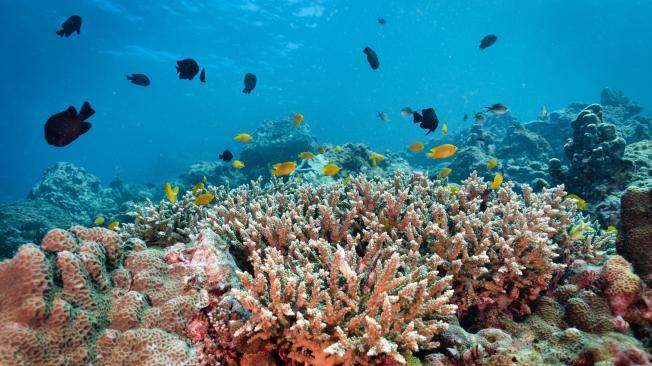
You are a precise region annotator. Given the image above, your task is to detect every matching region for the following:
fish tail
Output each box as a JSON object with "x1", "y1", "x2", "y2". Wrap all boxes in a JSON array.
[
  {"x1": 242, "y1": 88, "x2": 250, "y2": 94},
  {"x1": 56, "y1": 29, "x2": 64, "y2": 37},
  {"x1": 79, "y1": 102, "x2": 95, "y2": 119},
  {"x1": 126, "y1": 75, "x2": 132, "y2": 80}
]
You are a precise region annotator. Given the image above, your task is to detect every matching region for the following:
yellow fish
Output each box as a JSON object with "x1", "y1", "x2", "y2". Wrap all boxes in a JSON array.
[
  {"x1": 94, "y1": 216, "x2": 105, "y2": 225},
  {"x1": 408, "y1": 142, "x2": 425, "y2": 152},
  {"x1": 486, "y1": 157, "x2": 498, "y2": 170},
  {"x1": 298, "y1": 152, "x2": 315, "y2": 160},
  {"x1": 232, "y1": 160, "x2": 245, "y2": 169},
  {"x1": 491, "y1": 173, "x2": 503, "y2": 190},
  {"x1": 165, "y1": 182, "x2": 178, "y2": 204},
  {"x1": 449, "y1": 185, "x2": 460, "y2": 195},
  {"x1": 333, "y1": 145, "x2": 343, "y2": 153},
  {"x1": 383, "y1": 218, "x2": 392, "y2": 233},
  {"x1": 107, "y1": 221, "x2": 119, "y2": 230},
  {"x1": 272, "y1": 162, "x2": 297, "y2": 176},
  {"x1": 293, "y1": 113, "x2": 304, "y2": 126},
  {"x1": 369, "y1": 153, "x2": 384, "y2": 167},
  {"x1": 203, "y1": 175, "x2": 207, "y2": 182},
  {"x1": 566, "y1": 194, "x2": 587, "y2": 210},
  {"x1": 607, "y1": 226, "x2": 618, "y2": 235},
  {"x1": 569, "y1": 222, "x2": 592, "y2": 241},
  {"x1": 437, "y1": 167, "x2": 452, "y2": 179},
  {"x1": 442, "y1": 123, "x2": 448, "y2": 135},
  {"x1": 234, "y1": 133, "x2": 253, "y2": 142},
  {"x1": 193, "y1": 193, "x2": 215, "y2": 206},
  {"x1": 343, "y1": 175, "x2": 351, "y2": 186},
  {"x1": 317, "y1": 146, "x2": 326, "y2": 154},
  {"x1": 323, "y1": 163, "x2": 340, "y2": 176},
  {"x1": 427, "y1": 144, "x2": 458, "y2": 159},
  {"x1": 192, "y1": 182, "x2": 204, "y2": 194}
]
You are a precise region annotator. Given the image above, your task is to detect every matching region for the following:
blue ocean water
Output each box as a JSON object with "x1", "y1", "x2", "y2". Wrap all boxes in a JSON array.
[{"x1": 1, "y1": 0, "x2": 651, "y2": 201}]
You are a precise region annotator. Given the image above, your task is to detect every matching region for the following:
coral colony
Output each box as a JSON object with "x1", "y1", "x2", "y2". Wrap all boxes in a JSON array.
[{"x1": 2, "y1": 169, "x2": 651, "y2": 365}]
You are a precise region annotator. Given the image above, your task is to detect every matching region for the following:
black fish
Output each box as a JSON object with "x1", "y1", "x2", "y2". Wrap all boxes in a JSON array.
[
  {"x1": 413, "y1": 108, "x2": 439, "y2": 135},
  {"x1": 243, "y1": 73, "x2": 256, "y2": 94},
  {"x1": 56, "y1": 15, "x2": 82, "y2": 37},
  {"x1": 485, "y1": 103, "x2": 509, "y2": 114},
  {"x1": 463, "y1": 114, "x2": 469, "y2": 122},
  {"x1": 480, "y1": 189, "x2": 491, "y2": 211},
  {"x1": 200, "y1": 68, "x2": 206, "y2": 83},
  {"x1": 476, "y1": 137, "x2": 486, "y2": 142},
  {"x1": 363, "y1": 46, "x2": 379, "y2": 70},
  {"x1": 126, "y1": 73, "x2": 150, "y2": 87},
  {"x1": 176, "y1": 58, "x2": 200, "y2": 80},
  {"x1": 219, "y1": 149, "x2": 233, "y2": 162},
  {"x1": 479, "y1": 34, "x2": 497, "y2": 50},
  {"x1": 377, "y1": 17, "x2": 386, "y2": 25},
  {"x1": 44, "y1": 102, "x2": 94, "y2": 147}
]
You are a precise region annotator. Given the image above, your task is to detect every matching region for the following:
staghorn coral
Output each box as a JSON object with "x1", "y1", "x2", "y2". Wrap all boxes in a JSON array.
[{"x1": 129, "y1": 171, "x2": 611, "y2": 363}]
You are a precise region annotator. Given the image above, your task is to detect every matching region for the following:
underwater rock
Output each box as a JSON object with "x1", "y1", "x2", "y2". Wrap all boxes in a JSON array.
[
  {"x1": 0, "y1": 200, "x2": 74, "y2": 258},
  {"x1": 180, "y1": 160, "x2": 246, "y2": 188},
  {"x1": 239, "y1": 119, "x2": 315, "y2": 178},
  {"x1": 549, "y1": 104, "x2": 635, "y2": 202},
  {"x1": 618, "y1": 186, "x2": 652, "y2": 280},
  {"x1": 600, "y1": 87, "x2": 643, "y2": 119}
]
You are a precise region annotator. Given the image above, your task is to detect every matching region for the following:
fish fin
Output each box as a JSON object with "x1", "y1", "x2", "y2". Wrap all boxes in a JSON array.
[
  {"x1": 413, "y1": 112, "x2": 423, "y2": 123},
  {"x1": 80, "y1": 122, "x2": 92, "y2": 134},
  {"x1": 56, "y1": 29, "x2": 64, "y2": 37},
  {"x1": 79, "y1": 102, "x2": 95, "y2": 119},
  {"x1": 425, "y1": 129, "x2": 433, "y2": 135},
  {"x1": 76, "y1": 28, "x2": 80, "y2": 35}
]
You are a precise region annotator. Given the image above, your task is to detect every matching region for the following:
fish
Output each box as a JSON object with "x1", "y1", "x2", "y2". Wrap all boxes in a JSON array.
[
  {"x1": 480, "y1": 189, "x2": 491, "y2": 211},
  {"x1": 323, "y1": 163, "x2": 340, "y2": 176},
  {"x1": 476, "y1": 137, "x2": 486, "y2": 142},
  {"x1": 569, "y1": 222, "x2": 592, "y2": 241},
  {"x1": 243, "y1": 73, "x2": 256, "y2": 93},
  {"x1": 94, "y1": 216, "x2": 105, "y2": 225},
  {"x1": 491, "y1": 173, "x2": 503, "y2": 190},
  {"x1": 203, "y1": 176, "x2": 207, "y2": 182},
  {"x1": 566, "y1": 194, "x2": 587, "y2": 210},
  {"x1": 464, "y1": 114, "x2": 469, "y2": 122},
  {"x1": 383, "y1": 218, "x2": 392, "y2": 232},
  {"x1": 377, "y1": 112, "x2": 389, "y2": 123},
  {"x1": 298, "y1": 152, "x2": 315, "y2": 160},
  {"x1": 377, "y1": 17, "x2": 387, "y2": 25},
  {"x1": 437, "y1": 167, "x2": 452, "y2": 179},
  {"x1": 293, "y1": 113, "x2": 304, "y2": 126},
  {"x1": 485, "y1": 104, "x2": 509, "y2": 114},
  {"x1": 413, "y1": 108, "x2": 439, "y2": 135},
  {"x1": 408, "y1": 142, "x2": 425, "y2": 152},
  {"x1": 317, "y1": 146, "x2": 326, "y2": 154},
  {"x1": 474, "y1": 112, "x2": 486, "y2": 123},
  {"x1": 44, "y1": 102, "x2": 94, "y2": 147},
  {"x1": 56, "y1": 15, "x2": 82, "y2": 37},
  {"x1": 127, "y1": 73, "x2": 150, "y2": 87},
  {"x1": 193, "y1": 193, "x2": 214, "y2": 206},
  {"x1": 165, "y1": 183, "x2": 178, "y2": 204},
  {"x1": 369, "y1": 153, "x2": 384, "y2": 167},
  {"x1": 427, "y1": 144, "x2": 458, "y2": 159},
  {"x1": 343, "y1": 175, "x2": 351, "y2": 186},
  {"x1": 176, "y1": 58, "x2": 200, "y2": 80},
  {"x1": 234, "y1": 133, "x2": 253, "y2": 142},
  {"x1": 219, "y1": 149, "x2": 233, "y2": 162},
  {"x1": 192, "y1": 182, "x2": 204, "y2": 194},
  {"x1": 486, "y1": 157, "x2": 498, "y2": 170},
  {"x1": 200, "y1": 68, "x2": 206, "y2": 83},
  {"x1": 232, "y1": 160, "x2": 245, "y2": 169},
  {"x1": 107, "y1": 221, "x2": 120, "y2": 230},
  {"x1": 607, "y1": 226, "x2": 618, "y2": 235},
  {"x1": 363, "y1": 46, "x2": 380, "y2": 70},
  {"x1": 400, "y1": 107, "x2": 414, "y2": 117},
  {"x1": 442, "y1": 123, "x2": 448, "y2": 135},
  {"x1": 333, "y1": 146, "x2": 343, "y2": 153},
  {"x1": 449, "y1": 185, "x2": 460, "y2": 195},
  {"x1": 479, "y1": 34, "x2": 498, "y2": 50},
  {"x1": 272, "y1": 162, "x2": 297, "y2": 176},
  {"x1": 539, "y1": 105, "x2": 548, "y2": 119}
]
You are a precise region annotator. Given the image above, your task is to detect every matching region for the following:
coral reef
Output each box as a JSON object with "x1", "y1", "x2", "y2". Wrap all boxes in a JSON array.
[
  {"x1": 0, "y1": 162, "x2": 157, "y2": 259},
  {"x1": 548, "y1": 104, "x2": 634, "y2": 202},
  {"x1": 617, "y1": 186, "x2": 652, "y2": 280},
  {"x1": 180, "y1": 160, "x2": 246, "y2": 188}
]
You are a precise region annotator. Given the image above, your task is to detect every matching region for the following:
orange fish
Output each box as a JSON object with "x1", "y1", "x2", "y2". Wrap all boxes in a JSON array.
[
  {"x1": 272, "y1": 162, "x2": 297, "y2": 176},
  {"x1": 317, "y1": 146, "x2": 326, "y2": 154},
  {"x1": 409, "y1": 142, "x2": 424, "y2": 152},
  {"x1": 193, "y1": 193, "x2": 214, "y2": 206},
  {"x1": 293, "y1": 113, "x2": 304, "y2": 126}
]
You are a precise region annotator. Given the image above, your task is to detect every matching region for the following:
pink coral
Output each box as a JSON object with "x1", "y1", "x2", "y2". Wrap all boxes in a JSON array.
[{"x1": 601, "y1": 255, "x2": 642, "y2": 316}]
